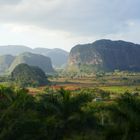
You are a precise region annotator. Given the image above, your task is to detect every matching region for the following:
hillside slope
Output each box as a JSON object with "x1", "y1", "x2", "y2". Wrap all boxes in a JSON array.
[
  {"x1": 68, "y1": 39, "x2": 140, "y2": 72},
  {"x1": 0, "y1": 55, "x2": 15, "y2": 74},
  {"x1": 11, "y1": 63, "x2": 49, "y2": 87},
  {"x1": 9, "y1": 52, "x2": 55, "y2": 74},
  {"x1": 33, "y1": 48, "x2": 68, "y2": 67}
]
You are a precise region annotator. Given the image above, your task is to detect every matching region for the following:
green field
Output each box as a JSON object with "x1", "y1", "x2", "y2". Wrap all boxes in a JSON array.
[{"x1": 49, "y1": 72, "x2": 140, "y2": 95}]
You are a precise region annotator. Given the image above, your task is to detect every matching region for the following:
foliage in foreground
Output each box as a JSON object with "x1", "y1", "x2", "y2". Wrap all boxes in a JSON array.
[{"x1": 0, "y1": 85, "x2": 140, "y2": 140}]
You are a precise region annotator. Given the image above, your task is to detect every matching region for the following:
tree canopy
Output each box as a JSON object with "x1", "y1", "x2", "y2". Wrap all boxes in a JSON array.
[{"x1": 0, "y1": 86, "x2": 140, "y2": 140}]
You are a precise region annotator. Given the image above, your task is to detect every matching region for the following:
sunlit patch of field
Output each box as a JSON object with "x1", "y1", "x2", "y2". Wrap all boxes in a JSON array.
[
  {"x1": 49, "y1": 73, "x2": 140, "y2": 94},
  {"x1": 99, "y1": 86, "x2": 140, "y2": 94},
  {"x1": 22, "y1": 73, "x2": 140, "y2": 94},
  {"x1": 28, "y1": 86, "x2": 49, "y2": 95}
]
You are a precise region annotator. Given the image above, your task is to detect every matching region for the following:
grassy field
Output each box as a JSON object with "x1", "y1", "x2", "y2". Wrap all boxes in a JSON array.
[
  {"x1": 1, "y1": 72, "x2": 140, "y2": 95},
  {"x1": 48, "y1": 72, "x2": 140, "y2": 94},
  {"x1": 100, "y1": 85, "x2": 140, "y2": 94}
]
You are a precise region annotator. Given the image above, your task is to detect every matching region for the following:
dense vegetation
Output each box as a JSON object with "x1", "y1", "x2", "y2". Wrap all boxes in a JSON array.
[
  {"x1": 0, "y1": 85, "x2": 140, "y2": 140},
  {"x1": 11, "y1": 64, "x2": 49, "y2": 87}
]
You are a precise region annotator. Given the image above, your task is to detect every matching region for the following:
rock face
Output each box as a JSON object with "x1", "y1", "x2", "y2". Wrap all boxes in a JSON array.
[
  {"x1": 68, "y1": 39, "x2": 140, "y2": 72},
  {"x1": 9, "y1": 52, "x2": 55, "y2": 74}
]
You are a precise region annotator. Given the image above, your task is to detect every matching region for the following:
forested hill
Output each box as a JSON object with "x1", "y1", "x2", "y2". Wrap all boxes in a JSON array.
[{"x1": 68, "y1": 39, "x2": 140, "y2": 72}]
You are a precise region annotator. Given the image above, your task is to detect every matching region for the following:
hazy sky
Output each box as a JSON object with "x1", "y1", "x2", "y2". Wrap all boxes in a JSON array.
[{"x1": 0, "y1": 0, "x2": 140, "y2": 51}]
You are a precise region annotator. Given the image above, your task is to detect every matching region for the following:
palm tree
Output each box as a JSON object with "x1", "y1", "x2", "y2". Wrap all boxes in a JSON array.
[
  {"x1": 0, "y1": 85, "x2": 15, "y2": 102},
  {"x1": 0, "y1": 87, "x2": 48, "y2": 140},
  {"x1": 105, "y1": 92, "x2": 140, "y2": 140},
  {"x1": 39, "y1": 88, "x2": 97, "y2": 139}
]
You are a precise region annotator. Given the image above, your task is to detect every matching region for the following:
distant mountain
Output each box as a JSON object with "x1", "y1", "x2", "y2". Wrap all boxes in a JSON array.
[
  {"x1": 68, "y1": 39, "x2": 140, "y2": 72},
  {"x1": 33, "y1": 48, "x2": 69, "y2": 67},
  {"x1": 9, "y1": 52, "x2": 54, "y2": 74},
  {"x1": 0, "y1": 45, "x2": 32, "y2": 55},
  {"x1": 0, "y1": 45, "x2": 69, "y2": 67},
  {"x1": 0, "y1": 55, "x2": 15, "y2": 74}
]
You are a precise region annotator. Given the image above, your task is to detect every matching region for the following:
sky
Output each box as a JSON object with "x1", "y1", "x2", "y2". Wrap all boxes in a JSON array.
[{"x1": 0, "y1": 0, "x2": 140, "y2": 51}]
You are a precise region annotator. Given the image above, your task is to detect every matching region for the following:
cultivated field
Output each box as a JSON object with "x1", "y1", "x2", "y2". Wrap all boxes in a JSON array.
[{"x1": 49, "y1": 72, "x2": 140, "y2": 94}]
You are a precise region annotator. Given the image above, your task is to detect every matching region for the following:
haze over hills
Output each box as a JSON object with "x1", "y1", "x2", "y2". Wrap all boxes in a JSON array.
[
  {"x1": 33, "y1": 48, "x2": 68, "y2": 67},
  {"x1": 0, "y1": 55, "x2": 15, "y2": 74},
  {"x1": 0, "y1": 45, "x2": 32, "y2": 55},
  {"x1": 0, "y1": 45, "x2": 69, "y2": 68},
  {"x1": 0, "y1": 52, "x2": 54, "y2": 75},
  {"x1": 9, "y1": 52, "x2": 55, "y2": 73},
  {"x1": 68, "y1": 39, "x2": 140, "y2": 72}
]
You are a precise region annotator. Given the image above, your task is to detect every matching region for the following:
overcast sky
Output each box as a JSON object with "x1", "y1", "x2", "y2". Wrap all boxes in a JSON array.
[{"x1": 0, "y1": 0, "x2": 140, "y2": 51}]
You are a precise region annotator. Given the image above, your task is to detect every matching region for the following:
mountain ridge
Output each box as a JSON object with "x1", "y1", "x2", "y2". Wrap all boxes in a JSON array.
[
  {"x1": 0, "y1": 45, "x2": 69, "y2": 67},
  {"x1": 0, "y1": 52, "x2": 55, "y2": 75}
]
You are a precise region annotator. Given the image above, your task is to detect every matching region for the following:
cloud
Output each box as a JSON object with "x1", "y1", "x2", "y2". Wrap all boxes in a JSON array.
[
  {"x1": 0, "y1": 0, "x2": 22, "y2": 5},
  {"x1": 0, "y1": 0, "x2": 140, "y2": 50},
  {"x1": 0, "y1": 0, "x2": 140, "y2": 35}
]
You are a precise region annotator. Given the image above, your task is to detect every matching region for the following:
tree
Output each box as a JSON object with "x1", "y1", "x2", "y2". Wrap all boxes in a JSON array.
[
  {"x1": 105, "y1": 93, "x2": 140, "y2": 140},
  {"x1": 0, "y1": 87, "x2": 48, "y2": 140},
  {"x1": 39, "y1": 88, "x2": 97, "y2": 139}
]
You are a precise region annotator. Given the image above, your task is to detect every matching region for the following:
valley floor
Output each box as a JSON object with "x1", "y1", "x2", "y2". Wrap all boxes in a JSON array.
[{"x1": 49, "y1": 72, "x2": 140, "y2": 93}]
